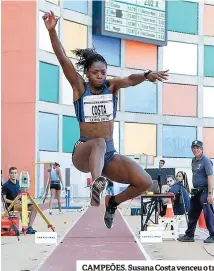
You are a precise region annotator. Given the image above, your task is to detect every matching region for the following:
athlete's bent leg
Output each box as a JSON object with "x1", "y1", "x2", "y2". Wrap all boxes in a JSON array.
[
  {"x1": 72, "y1": 138, "x2": 106, "y2": 180},
  {"x1": 72, "y1": 138, "x2": 107, "y2": 206},
  {"x1": 102, "y1": 154, "x2": 152, "y2": 228},
  {"x1": 103, "y1": 154, "x2": 152, "y2": 203}
]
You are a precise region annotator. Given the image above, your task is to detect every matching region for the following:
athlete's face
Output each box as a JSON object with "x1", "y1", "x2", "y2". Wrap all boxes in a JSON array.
[{"x1": 87, "y1": 62, "x2": 107, "y2": 88}]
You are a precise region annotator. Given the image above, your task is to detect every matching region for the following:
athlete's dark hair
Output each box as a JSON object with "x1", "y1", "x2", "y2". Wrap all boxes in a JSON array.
[{"x1": 72, "y1": 47, "x2": 107, "y2": 73}]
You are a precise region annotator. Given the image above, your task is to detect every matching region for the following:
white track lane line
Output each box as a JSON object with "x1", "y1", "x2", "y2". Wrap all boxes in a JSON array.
[
  {"x1": 118, "y1": 209, "x2": 150, "y2": 260},
  {"x1": 35, "y1": 206, "x2": 89, "y2": 271}
]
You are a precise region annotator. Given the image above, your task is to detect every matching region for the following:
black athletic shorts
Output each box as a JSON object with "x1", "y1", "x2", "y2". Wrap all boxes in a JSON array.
[{"x1": 50, "y1": 182, "x2": 61, "y2": 191}]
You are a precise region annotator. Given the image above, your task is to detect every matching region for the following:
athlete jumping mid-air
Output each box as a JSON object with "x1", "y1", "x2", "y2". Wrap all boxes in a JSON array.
[{"x1": 43, "y1": 11, "x2": 169, "y2": 229}]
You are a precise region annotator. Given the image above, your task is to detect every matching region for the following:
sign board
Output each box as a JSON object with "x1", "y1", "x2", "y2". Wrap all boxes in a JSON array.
[
  {"x1": 93, "y1": 0, "x2": 168, "y2": 46},
  {"x1": 140, "y1": 230, "x2": 163, "y2": 243}
]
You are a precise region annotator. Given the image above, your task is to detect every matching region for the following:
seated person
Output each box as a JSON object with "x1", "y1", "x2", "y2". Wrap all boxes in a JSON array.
[
  {"x1": 175, "y1": 171, "x2": 190, "y2": 193},
  {"x1": 165, "y1": 176, "x2": 190, "y2": 216},
  {"x1": 2, "y1": 167, "x2": 37, "y2": 234}
]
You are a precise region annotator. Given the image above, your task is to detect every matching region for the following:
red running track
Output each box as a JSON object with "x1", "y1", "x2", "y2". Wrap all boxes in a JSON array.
[{"x1": 39, "y1": 206, "x2": 146, "y2": 271}]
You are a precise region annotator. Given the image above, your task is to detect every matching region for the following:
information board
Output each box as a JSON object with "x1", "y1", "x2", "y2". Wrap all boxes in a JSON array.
[{"x1": 93, "y1": 0, "x2": 167, "y2": 46}]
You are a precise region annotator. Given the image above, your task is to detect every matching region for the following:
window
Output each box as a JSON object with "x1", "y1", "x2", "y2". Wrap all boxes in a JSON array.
[
  {"x1": 39, "y1": 62, "x2": 59, "y2": 103},
  {"x1": 203, "y1": 87, "x2": 214, "y2": 117},
  {"x1": 62, "y1": 73, "x2": 73, "y2": 105},
  {"x1": 46, "y1": 0, "x2": 59, "y2": 5},
  {"x1": 124, "y1": 123, "x2": 156, "y2": 156},
  {"x1": 92, "y1": 35, "x2": 121, "y2": 66},
  {"x1": 62, "y1": 116, "x2": 80, "y2": 153},
  {"x1": 204, "y1": 46, "x2": 214, "y2": 77},
  {"x1": 39, "y1": 11, "x2": 59, "y2": 53},
  {"x1": 167, "y1": 1, "x2": 198, "y2": 34},
  {"x1": 63, "y1": 20, "x2": 87, "y2": 58},
  {"x1": 163, "y1": 41, "x2": 197, "y2": 75},
  {"x1": 125, "y1": 81, "x2": 157, "y2": 114},
  {"x1": 162, "y1": 125, "x2": 197, "y2": 158},
  {"x1": 203, "y1": 128, "x2": 214, "y2": 158},
  {"x1": 163, "y1": 83, "x2": 197, "y2": 117},
  {"x1": 114, "y1": 122, "x2": 120, "y2": 153},
  {"x1": 63, "y1": 1, "x2": 88, "y2": 14},
  {"x1": 39, "y1": 112, "x2": 59, "y2": 151},
  {"x1": 107, "y1": 75, "x2": 120, "y2": 110},
  {"x1": 204, "y1": 5, "x2": 214, "y2": 37},
  {"x1": 125, "y1": 40, "x2": 157, "y2": 70}
]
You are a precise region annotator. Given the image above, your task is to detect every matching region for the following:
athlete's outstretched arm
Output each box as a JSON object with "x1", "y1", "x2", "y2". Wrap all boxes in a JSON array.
[
  {"x1": 43, "y1": 11, "x2": 83, "y2": 88},
  {"x1": 110, "y1": 69, "x2": 169, "y2": 93}
]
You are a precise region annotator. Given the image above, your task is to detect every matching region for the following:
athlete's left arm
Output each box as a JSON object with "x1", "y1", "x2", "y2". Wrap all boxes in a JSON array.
[{"x1": 109, "y1": 69, "x2": 169, "y2": 93}]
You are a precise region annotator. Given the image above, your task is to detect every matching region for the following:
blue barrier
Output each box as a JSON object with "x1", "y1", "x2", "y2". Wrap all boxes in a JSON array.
[{"x1": 53, "y1": 187, "x2": 82, "y2": 210}]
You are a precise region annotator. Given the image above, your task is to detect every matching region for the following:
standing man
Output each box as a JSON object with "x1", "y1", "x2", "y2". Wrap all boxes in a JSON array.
[
  {"x1": 178, "y1": 140, "x2": 214, "y2": 243},
  {"x1": 2, "y1": 167, "x2": 37, "y2": 234}
]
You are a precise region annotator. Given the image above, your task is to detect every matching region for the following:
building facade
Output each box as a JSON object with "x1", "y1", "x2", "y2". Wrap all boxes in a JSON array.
[{"x1": 2, "y1": 0, "x2": 214, "y2": 197}]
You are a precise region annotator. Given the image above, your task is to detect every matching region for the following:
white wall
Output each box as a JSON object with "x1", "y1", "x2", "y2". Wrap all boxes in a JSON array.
[
  {"x1": 35, "y1": 153, "x2": 214, "y2": 198},
  {"x1": 36, "y1": 151, "x2": 91, "y2": 198}
]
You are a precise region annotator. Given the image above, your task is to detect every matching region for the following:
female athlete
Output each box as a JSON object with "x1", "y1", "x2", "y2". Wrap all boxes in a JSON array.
[{"x1": 43, "y1": 11, "x2": 169, "y2": 229}]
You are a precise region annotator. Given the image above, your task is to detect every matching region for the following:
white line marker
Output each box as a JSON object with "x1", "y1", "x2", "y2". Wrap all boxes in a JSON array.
[
  {"x1": 35, "y1": 206, "x2": 89, "y2": 271},
  {"x1": 118, "y1": 209, "x2": 150, "y2": 260}
]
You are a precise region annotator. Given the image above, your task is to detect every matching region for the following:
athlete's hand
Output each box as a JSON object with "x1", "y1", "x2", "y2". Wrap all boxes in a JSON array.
[
  {"x1": 146, "y1": 69, "x2": 169, "y2": 83},
  {"x1": 42, "y1": 11, "x2": 60, "y2": 31},
  {"x1": 207, "y1": 194, "x2": 213, "y2": 205}
]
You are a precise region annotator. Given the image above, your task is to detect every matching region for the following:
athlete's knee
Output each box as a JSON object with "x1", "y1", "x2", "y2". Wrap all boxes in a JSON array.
[{"x1": 93, "y1": 138, "x2": 106, "y2": 152}]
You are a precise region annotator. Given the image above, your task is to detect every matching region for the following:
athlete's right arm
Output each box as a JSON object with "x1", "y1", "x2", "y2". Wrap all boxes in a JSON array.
[
  {"x1": 43, "y1": 11, "x2": 84, "y2": 91},
  {"x1": 48, "y1": 29, "x2": 79, "y2": 86}
]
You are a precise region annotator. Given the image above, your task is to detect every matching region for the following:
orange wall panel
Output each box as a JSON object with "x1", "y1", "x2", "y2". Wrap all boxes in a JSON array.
[
  {"x1": 204, "y1": 5, "x2": 214, "y2": 37},
  {"x1": 163, "y1": 83, "x2": 197, "y2": 117},
  {"x1": 125, "y1": 40, "x2": 157, "y2": 70},
  {"x1": 203, "y1": 128, "x2": 214, "y2": 158},
  {"x1": 124, "y1": 123, "x2": 156, "y2": 156},
  {"x1": 1, "y1": 2, "x2": 36, "y2": 195}
]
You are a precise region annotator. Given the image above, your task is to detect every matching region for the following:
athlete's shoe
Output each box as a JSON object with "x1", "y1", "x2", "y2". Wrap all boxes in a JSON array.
[
  {"x1": 90, "y1": 176, "x2": 107, "y2": 207},
  {"x1": 104, "y1": 195, "x2": 117, "y2": 229}
]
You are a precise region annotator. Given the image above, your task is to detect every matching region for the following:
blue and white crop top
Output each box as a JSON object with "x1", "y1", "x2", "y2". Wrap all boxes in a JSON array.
[
  {"x1": 51, "y1": 168, "x2": 59, "y2": 181},
  {"x1": 74, "y1": 81, "x2": 118, "y2": 123}
]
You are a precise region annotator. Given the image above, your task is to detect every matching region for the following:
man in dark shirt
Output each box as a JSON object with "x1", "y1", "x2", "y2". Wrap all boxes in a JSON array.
[
  {"x1": 178, "y1": 140, "x2": 214, "y2": 243},
  {"x1": 2, "y1": 167, "x2": 37, "y2": 234}
]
